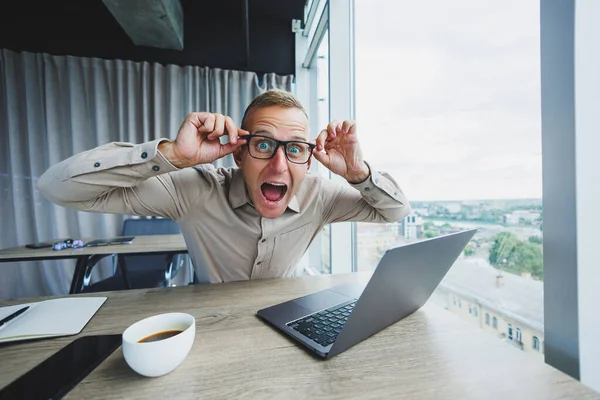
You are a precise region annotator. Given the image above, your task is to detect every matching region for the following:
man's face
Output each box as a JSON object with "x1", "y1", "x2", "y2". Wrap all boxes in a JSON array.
[{"x1": 234, "y1": 106, "x2": 312, "y2": 218}]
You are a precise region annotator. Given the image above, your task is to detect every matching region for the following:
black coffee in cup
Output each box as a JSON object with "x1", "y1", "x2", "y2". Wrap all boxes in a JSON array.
[{"x1": 138, "y1": 330, "x2": 183, "y2": 343}]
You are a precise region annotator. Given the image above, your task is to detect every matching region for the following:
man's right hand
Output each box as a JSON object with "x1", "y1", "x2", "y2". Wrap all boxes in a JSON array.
[{"x1": 158, "y1": 112, "x2": 249, "y2": 168}]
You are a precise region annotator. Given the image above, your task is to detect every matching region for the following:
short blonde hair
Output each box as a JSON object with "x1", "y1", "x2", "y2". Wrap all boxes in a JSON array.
[{"x1": 241, "y1": 89, "x2": 308, "y2": 130}]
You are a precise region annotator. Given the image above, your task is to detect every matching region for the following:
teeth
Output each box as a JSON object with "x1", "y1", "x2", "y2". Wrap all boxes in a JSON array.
[{"x1": 267, "y1": 182, "x2": 286, "y2": 186}]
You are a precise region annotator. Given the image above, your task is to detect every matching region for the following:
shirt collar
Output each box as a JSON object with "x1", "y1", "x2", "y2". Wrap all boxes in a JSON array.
[{"x1": 229, "y1": 168, "x2": 300, "y2": 213}]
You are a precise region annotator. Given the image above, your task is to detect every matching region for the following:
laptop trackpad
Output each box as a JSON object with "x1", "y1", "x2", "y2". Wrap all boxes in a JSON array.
[{"x1": 293, "y1": 289, "x2": 353, "y2": 312}]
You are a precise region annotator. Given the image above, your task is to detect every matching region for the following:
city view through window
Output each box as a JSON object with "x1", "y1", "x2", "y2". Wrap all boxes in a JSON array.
[{"x1": 355, "y1": 0, "x2": 543, "y2": 358}]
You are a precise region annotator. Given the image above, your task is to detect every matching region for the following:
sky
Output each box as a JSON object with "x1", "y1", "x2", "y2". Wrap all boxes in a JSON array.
[{"x1": 351, "y1": 0, "x2": 542, "y2": 202}]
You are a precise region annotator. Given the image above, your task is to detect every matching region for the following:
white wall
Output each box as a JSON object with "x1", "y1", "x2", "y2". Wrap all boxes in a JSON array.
[{"x1": 575, "y1": 0, "x2": 600, "y2": 393}]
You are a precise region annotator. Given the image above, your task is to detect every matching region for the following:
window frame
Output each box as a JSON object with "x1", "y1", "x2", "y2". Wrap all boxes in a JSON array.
[
  {"x1": 294, "y1": 0, "x2": 356, "y2": 276},
  {"x1": 541, "y1": 0, "x2": 600, "y2": 389},
  {"x1": 293, "y1": 1, "x2": 330, "y2": 276},
  {"x1": 296, "y1": 0, "x2": 600, "y2": 390}
]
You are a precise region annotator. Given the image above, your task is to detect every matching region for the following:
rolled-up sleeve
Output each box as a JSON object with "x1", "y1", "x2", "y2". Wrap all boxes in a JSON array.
[
  {"x1": 321, "y1": 161, "x2": 411, "y2": 224},
  {"x1": 38, "y1": 140, "x2": 207, "y2": 220}
]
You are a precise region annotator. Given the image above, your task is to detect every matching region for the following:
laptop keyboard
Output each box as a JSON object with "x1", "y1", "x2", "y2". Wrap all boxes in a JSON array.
[{"x1": 286, "y1": 300, "x2": 357, "y2": 347}]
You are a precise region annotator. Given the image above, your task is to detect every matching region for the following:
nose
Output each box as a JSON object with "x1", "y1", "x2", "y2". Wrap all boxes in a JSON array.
[{"x1": 268, "y1": 146, "x2": 288, "y2": 172}]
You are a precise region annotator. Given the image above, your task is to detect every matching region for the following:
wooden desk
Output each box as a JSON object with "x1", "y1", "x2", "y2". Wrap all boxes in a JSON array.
[
  {"x1": 0, "y1": 273, "x2": 597, "y2": 399},
  {"x1": 0, "y1": 234, "x2": 188, "y2": 294}
]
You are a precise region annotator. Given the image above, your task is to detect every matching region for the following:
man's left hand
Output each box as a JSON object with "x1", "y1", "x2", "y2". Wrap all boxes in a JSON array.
[{"x1": 313, "y1": 120, "x2": 370, "y2": 184}]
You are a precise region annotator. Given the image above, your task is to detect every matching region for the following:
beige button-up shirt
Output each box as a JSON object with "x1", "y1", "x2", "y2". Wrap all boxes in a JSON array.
[{"x1": 38, "y1": 139, "x2": 411, "y2": 283}]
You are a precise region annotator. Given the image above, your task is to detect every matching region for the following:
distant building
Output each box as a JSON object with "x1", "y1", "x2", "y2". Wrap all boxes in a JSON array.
[
  {"x1": 356, "y1": 223, "x2": 402, "y2": 270},
  {"x1": 503, "y1": 213, "x2": 521, "y2": 225},
  {"x1": 513, "y1": 210, "x2": 541, "y2": 222},
  {"x1": 466, "y1": 209, "x2": 482, "y2": 219},
  {"x1": 443, "y1": 202, "x2": 462, "y2": 214},
  {"x1": 439, "y1": 224, "x2": 461, "y2": 235},
  {"x1": 503, "y1": 210, "x2": 541, "y2": 225},
  {"x1": 399, "y1": 212, "x2": 424, "y2": 240},
  {"x1": 412, "y1": 207, "x2": 430, "y2": 217},
  {"x1": 431, "y1": 258, "x2": 544, "y2": 358}
]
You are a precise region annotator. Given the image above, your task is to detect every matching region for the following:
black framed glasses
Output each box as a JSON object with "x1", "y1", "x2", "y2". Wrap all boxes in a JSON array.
[{"x1": 244, "y1": 134, "x2": 316, "y2": 164}]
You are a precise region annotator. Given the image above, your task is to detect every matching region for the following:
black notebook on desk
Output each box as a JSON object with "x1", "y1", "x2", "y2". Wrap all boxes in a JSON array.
[{"x1": 85, "y1": 236, "x2": 134, "y2": 247}]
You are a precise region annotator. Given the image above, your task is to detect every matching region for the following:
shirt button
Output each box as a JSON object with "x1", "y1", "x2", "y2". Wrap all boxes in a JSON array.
[
  {"x1": 365, "y1": 187, "x2": 371, "y2": 191},
  {"x1": 256, "y1": 261, "x2": 262, "y2": 265},
  {"x1": 394, "y1": 191, "x2": 398, "y2": 196},
  {"x1": 94, "y1": 162, "x2": 100, "y2": 168},
  {"x1": 152, "y1": 165, "x2": 160, "y2": 172},
  {"x1": 261, "y1": 239, "x2": 266, "y2": 243},
  {"x1": 141, "y1": 152, "x2": 148, "y2": 159},
  {"x1": 374, "y1": 178, "x2": 379, "y2": 184}
]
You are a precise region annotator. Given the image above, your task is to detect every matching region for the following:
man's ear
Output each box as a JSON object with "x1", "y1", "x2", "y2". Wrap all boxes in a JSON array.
[{"x1": 234, "y1": 146, "x2": 243, "y2": 168}]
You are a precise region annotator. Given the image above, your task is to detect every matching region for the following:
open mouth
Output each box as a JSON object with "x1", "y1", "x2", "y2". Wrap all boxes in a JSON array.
[{"x1": 261, "y1": 182, "x2": 288, "y2": 202}]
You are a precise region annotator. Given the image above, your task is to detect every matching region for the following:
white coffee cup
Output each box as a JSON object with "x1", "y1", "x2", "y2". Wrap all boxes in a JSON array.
[{"x1": 122, "y1": 312, "x2": 196, "y2": 377}]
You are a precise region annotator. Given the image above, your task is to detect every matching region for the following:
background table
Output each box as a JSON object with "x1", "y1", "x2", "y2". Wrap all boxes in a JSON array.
[
  {"x1": 0, "y1": 234, "x2": 188, "y2": 294},
  {"x1": 0, "y1": 272, "x2": 598, "y2": 399}
]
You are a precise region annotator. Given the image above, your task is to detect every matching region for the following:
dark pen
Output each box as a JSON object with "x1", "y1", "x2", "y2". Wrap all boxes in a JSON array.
[{"x1": 0, "y1": 306, "x2": 29, "y2": 329}]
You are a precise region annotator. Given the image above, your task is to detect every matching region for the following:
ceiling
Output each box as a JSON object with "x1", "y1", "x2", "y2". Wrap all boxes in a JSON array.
[{"x1": 0, "y1": 0, "x2": 307, "y2": 75}]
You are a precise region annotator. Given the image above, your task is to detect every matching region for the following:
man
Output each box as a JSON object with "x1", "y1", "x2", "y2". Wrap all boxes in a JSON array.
[{"x1": 38, "y1": 89, "x2": 410, "y2": 283}]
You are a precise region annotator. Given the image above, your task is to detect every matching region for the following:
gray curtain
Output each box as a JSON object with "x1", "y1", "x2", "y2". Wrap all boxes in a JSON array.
[{"x1": 0, "y1": 49, "x2": 293, "y2": 299}]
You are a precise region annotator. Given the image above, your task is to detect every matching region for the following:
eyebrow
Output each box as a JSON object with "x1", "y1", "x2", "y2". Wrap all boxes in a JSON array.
[
  {"x1": 252, "y1": 130, "x2": 309, "y2": 142},
  {"x1": 253, "y1": 129, "x2": 273, "y2": 136},
  {"x1": 289, "y1": 133, "x2": 309, "y2": 141}
]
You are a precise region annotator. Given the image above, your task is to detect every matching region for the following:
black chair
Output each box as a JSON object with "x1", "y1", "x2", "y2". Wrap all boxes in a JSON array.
[{"x1": 82, "y1": 218, "x2": 184, "y2": 292}]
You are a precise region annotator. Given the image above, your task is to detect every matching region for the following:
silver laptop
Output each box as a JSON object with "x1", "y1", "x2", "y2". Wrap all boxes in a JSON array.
[{"x1": 256, "y1": 228, "x2": 477, "y2": 359}]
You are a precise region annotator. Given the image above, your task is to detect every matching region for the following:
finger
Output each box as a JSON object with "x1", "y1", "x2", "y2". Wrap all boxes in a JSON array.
[
  {"x1": 327, "y1": 120, "x2": 340, "y2": 138},
  {"x1": 327, "y1": 121, "x2": 338, "y2": 138},
  {"x1": 342, "y1": 120, "x2": 355, "y2": 134},
  {"x1": 238, "y1": 128, "x2": 251, "y2": 138},
  {"x1": 312, "y1": 147, "x2": 330, "y2": 166},
  {"x1": 316, "y1": 129, "x2": 328, "y2": 151},
  {"x1": 196, "y1": 113, "x2": 215, "y2": 134},
  {"x1": 209, "y1": 114, "x2": 225, "y2": 140},
  {"x1": 237, "y1": 128, "x2": 250, "y2": 144},
  {"x1": 324, "y1": 135, "x2": 341, "y2": 150},
  {"x1": 225, "y1": 116, "x2": 239, "y2": 144},
  {"x1": 218, "y1": 140, "x2": 246, "y2": 158}
]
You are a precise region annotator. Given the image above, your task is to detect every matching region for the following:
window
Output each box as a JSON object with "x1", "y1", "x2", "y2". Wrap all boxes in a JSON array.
[
  {"x1": 354, "y1": 0, "x2": 543, "y2": 360},
  {"x1": 508, "y1": 324, "x2": 513, "y2": 340},
  {"x1": 473, "y1": 308, "x2": 478, "y2": 317},
  {"x1": 533, "y1": 336, "x2": 540, "y2": 351},
  {"x1": 485, "y1": 313, "x2": 490, "y2": 325},
  {"x1": 515, "y1": 328, "x2": 522, "y2": 343},
  {"x1": 295, "y1": 4, "x2": 331, "y2": 276}
]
